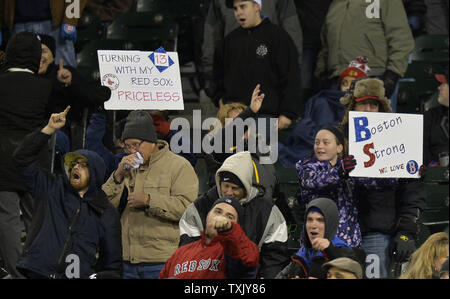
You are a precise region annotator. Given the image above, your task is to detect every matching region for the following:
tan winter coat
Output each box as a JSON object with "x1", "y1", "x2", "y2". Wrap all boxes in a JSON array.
[{"x1": 102, "y1": 140, "x2": 199, "y2": 264}]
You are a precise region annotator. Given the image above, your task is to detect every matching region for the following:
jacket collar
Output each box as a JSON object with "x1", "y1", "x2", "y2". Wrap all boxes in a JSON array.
[{"x1": 139, "y1": 140, "x2": 169, "y2": 169}]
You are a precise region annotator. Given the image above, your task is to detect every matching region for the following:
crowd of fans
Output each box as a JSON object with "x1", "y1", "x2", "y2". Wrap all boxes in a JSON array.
[{"x1": 0, "y1": 0, "x2": 448, "y2": 280}]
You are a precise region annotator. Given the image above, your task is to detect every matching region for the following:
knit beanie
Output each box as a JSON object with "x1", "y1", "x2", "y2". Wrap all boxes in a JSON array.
[
  {"x1": 211, "y1": 196, "x2": 244, "y2": 223},
  {"x1": 226, "y1": 0, "x2": 262, "y2": 9},
  {"x1": 121, "y1": 110, "x2": 158, "y2": 143},
  {"x1": 219, "y1": 171, "x2": 245, "y2": 189},
  {"x1": 338, "y1": 56, "x2": 371, "y2": 84},
  {"x1": 37, "y1": 34, "x2": 56, "y2": 57}
]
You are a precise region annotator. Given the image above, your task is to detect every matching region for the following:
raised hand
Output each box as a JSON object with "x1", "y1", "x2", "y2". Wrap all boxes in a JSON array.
[
  {"x1": 250, "y1": 84, "x2": 265, "y2": 113},
  {"x1": 42, "y1": 106, "x2": 70, "y2": 135},
  {"x1": 277, "y1": 115, "x2": 292, "y2": 130},
  {"x1": 57, "y1": 59, "x2": 72, "y2": 86}
]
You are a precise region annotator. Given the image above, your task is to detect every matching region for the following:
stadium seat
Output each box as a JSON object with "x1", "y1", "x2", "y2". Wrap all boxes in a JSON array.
[
  {"x1": 411, "y1": 35, "x2": 449, "y2": 63},
  {"x1": 416, "y1": 166, "x2": 450, "y2": 247},
  {"x1": 75, "y1": 10, "x2": 104, "y2": 53},
  {"x1": 106, "y1": 11, "x2": 178, "y2": 52},
  {"x1": 76, "y1": 39, "x2": 144, "y2": 83},
  {"x1": 135, "y1": 0, "x2": 206, "y2": 18}
]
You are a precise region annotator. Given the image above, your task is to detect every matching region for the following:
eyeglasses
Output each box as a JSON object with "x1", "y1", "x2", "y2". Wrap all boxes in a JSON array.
[
  {"x1": 122, "y1": 140, "x2": 144, "y2": 151},
  {"x1": 71, "y1": 161, "x2": 89, "y2": 169}
]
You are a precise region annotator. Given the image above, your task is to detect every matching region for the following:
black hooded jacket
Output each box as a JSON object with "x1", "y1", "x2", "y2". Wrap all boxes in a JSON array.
[
  {"x1": 0, "y1": 32, "x2": 52, "y2": 192},
  {"x1": 13, "y1": 130, "x2": 122, "y2": 279}
]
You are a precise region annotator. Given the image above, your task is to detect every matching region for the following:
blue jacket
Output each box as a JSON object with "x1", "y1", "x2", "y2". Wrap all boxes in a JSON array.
[
  {"x1": 85, "y1": 113, "x2": 197, "y2": 183},
  {"x1": 278, "y1": 90, "x2": 346, "y2": 168},
  {"x1": 13, "y1": 130, "x2": 122, "y2": 279}
]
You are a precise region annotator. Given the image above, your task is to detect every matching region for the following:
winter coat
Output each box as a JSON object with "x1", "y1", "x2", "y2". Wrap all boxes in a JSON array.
[
  {"x1": 423, "y1": 105, "x2": 449, "y2": 166},
  {"x1": 357, "y1": 179, "x2": 426, "y2": 238},
  {"x1": 12, "y1": 130, "x2": 122, "y2": 279},
  {"x1": 179, "y1": 151, "x2": 289, "y2": 278},
  {"x1": 159, "y1": 222, "x2": 259, "y2": 279},
  {"x1": 315, "y1": 0, "x2": 415, "y2": 79},
  {"x1": 212, "y1": 17, "x2": 302, "y2": 120},
  {"x1": 276, "y1": 198, "x2": 358, "y2": 279},
  {"x1": 278, "y1": 89, "x2": 346, "y2": 168},
  {"x1": 293, "y1": 0, "x2": 332, "y2": 49},
  {"x1": 0, "y1": 32, "x2": 52, "y2": 192},
  {"x1": 102, "y1": 140, "x2": 199, "y2": 264},
  {"x1": 202, "y1": 0, "x2": 303, "y2": 77},
  {"x1": 85, "y1": 113, "x2": 126, "y2": 183},
  {"x1": 0, "y1": 0, "x2": 88, "y2": 30},
  {"x1": 296, "y1": 157, "x2": 398, "y2": 247}
]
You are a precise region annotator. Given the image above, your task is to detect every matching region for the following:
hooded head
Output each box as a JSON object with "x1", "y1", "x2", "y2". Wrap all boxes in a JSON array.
[
  {"x1": 215, "y1": 151, "x2": 260, "y2": 204},
  {"x1": 3, "y1": 32, "x2": 42, "y2": 73},
  {"x1": 303, "y1": 198, "x2": 339, "y2": 249},
  {"x1": 340, "y1": 78, "x2": 392, "y2": 126},
  {"x1": 64, "y1": 149, "x2": 106, "y2": 197}
]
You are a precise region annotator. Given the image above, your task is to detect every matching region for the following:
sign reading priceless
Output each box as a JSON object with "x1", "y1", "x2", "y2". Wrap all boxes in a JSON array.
[{"x1": 98, "y1": 47, "x2": 184, "y2": 110}]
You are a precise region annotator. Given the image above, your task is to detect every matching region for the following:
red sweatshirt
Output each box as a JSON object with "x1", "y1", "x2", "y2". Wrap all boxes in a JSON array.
[{"x1": 159, "y1": 222, "x2": 260, "y2": 279}]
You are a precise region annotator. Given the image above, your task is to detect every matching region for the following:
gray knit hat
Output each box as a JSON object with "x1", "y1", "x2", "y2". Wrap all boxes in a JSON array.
[{"x1": 122, "y1": 111, "x2": 157, "y2": 143}]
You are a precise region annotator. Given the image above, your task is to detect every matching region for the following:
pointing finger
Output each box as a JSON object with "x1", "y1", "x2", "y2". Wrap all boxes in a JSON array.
[
  {"x1": 59, "y1": 59, "x2": 64, "y2": 71},
  {"x1": 62, "y1": 106, "x2": 71, "y2": 115}
]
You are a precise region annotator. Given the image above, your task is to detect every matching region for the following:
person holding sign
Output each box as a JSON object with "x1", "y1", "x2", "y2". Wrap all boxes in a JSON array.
[
  {"x1": 37, "y1": 34, "x2": 112, "y2": 150},
  {"x1": 12, "y1": 107, "x2": 123, "y2": 279},
  {"x1": 296, "y1": 125, "x2": 397, "y2": 248},
  {"x1": 338, "y1": 77, "x2": 426, "y2": 278}
]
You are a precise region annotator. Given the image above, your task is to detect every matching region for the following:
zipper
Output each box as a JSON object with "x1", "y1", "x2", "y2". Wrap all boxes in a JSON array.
[{"x1": 52, "y1": 200, "x2": 82, "y2": 278}]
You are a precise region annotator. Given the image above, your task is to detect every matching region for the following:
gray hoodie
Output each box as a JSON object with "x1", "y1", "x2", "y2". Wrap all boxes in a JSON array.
[{"x1": 303, "y1": 197, "x2": 339, "y2": 249}]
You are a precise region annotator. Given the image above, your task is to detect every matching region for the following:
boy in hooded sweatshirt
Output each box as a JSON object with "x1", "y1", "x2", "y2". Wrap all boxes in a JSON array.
[
  {"x1": 179, "y1": 151, "x2": 289, "y2": 279},
  {"x1": 275, "y1": 197, "x2": 363, "y2": 279}
]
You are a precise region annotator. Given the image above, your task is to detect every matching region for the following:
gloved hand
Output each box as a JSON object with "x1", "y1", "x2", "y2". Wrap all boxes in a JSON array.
[
  {"x1": 61, "y1": 23, "x2": 77, "y2": 42},
  {"x1": 391, "y1": 233, "x2": 416, "y2": 263},
  {"x1": 381, "y1": 70, "x2": 400, "y2": 99},
  {"x1": 339, "y1": 155, "x2": 357, "y2": 178},
  {"x1": 419, "y1": 164, "x2": 427, "y2": 181}
]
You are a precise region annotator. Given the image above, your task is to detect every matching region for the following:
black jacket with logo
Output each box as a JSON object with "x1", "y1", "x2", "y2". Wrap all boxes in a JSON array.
[{"x1": 212, "y1": 18, "x2": 301, "y2": 120}]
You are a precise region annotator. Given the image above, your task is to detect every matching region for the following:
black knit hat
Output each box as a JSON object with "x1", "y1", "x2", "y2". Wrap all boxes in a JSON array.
[
  {"x1": 211, "y1": 196, "x2": 244, "y2": 223},
  {"x1": 321, "y1": 125, "x2": 346, "y2": 146},
  {"x1": 37, "y1": 34, "x2": 56, "y2": 56},
  {"x1": 219, "y1": 171, "x2": 245, "y2": 189},
  {"x1": 122, "y1": 110, "x2": 158, "y2": 143}
]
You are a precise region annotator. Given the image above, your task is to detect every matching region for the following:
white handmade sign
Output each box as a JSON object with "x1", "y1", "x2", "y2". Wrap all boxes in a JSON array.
[
  {"x1": 98, "y1": 48, "x2": 184, "y2": 110},
  {"x1": 348, "y1": 111, "x2": 423, "y2": 178}
]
